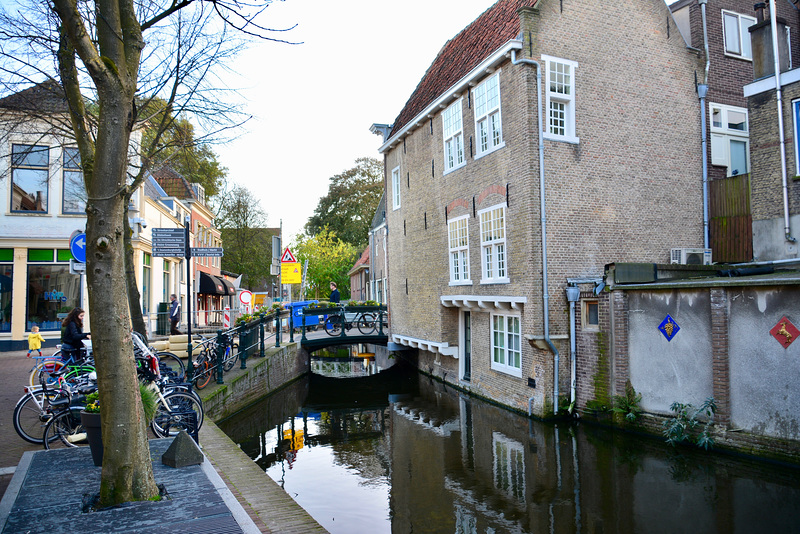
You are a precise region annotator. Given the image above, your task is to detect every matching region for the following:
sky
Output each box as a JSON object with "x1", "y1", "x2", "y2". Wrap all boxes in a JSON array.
[{"x1": 215, "y1": 0, "x2": 500, "y2": 244}]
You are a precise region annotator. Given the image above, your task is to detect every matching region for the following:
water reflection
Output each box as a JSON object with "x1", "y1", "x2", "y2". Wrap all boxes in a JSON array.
[{"x1": 218, "y1": 358, "x2": 800, "y2": 534}]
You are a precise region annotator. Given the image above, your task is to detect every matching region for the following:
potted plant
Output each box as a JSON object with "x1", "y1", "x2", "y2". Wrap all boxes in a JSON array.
[{"x1": 81, "y1": 385, "x2": 158, "y2": 467}]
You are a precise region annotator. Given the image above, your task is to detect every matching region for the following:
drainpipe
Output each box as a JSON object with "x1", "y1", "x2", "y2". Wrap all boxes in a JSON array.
[
  {"x1": 699, "y1": 0, "x2": 710, "y2": 249},
  {"x1": 565, "y1": 286, "x2": 580, "y2": 411},
  {"x1": 769, "y1": 0, "x2": 797, "y2": 244},
  {"x1": 511, "y1": 48, "x2": 560, "y2": 413}
]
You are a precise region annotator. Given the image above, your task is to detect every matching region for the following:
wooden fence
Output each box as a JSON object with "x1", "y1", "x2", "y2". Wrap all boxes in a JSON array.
[{"x1": 709, "y1": 173, "x2": 752, "y2": 263}]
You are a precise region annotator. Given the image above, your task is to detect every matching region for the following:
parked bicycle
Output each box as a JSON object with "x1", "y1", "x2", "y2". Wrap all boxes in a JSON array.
[
  {"x1": 191, "y1": 333, "x2": 239, "y2": 390},
  {"x1": 324, "y1": 307, "x2": 380, "y2": 336}
]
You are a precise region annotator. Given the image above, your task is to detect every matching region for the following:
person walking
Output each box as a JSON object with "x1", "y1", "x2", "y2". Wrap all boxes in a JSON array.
[
  {"x1": 169, "y1": 294, "x2": 182, "y2": 335},
  {"x1": 61, "y1": 307, "x2": 90, "y2": 360},
  {"x1": 329, "y1": 282, "x2": 340, "y2": 304},
  {"x1": 27, "y1": 325, "x2": 45, "y2": 358}
]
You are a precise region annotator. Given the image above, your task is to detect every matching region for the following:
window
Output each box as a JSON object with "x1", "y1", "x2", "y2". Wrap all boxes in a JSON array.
[
  {"x1": 392, "y1": 166, "x2": 401, "y2": 210},
  {"x1": 26, "y1": 249, "x2": 80, "y2": 331},
  {"x1": 543, "y1": 55, "x2": 579, "y2": 144},
  {"x1": 479, "y1": 204, "x2": 508, "y2": 284},
  {"x1": 492, "y1": 432, "x2": 525, "y2": 502},
  {"x1": 792, "y1": 100, "x2": 800, "y2": 175},
  {"x1": 710, "y1": 103, "x2": 749, "y2": 176},
  {"x1": 448, "y1": 215, "x2": 470, "y2": 284},
  {"x1": 0, "y1": 258, "x2": 12, "y2": 332},
  {"x1": 62, "y1": 147, "x2": 86, "y2": 214},
  {"x1": 11, "y1": 144, "x2": 49, "y2": 212},
  {"x1": 163, "y1": 261, "x2": 171, "y2": 303},
  {"x1": 474, "y1": 72, "x2": 503, "y2": 157},
  {"x1": 583, "y1": 300, "x2": 599, "y2": 331},
  {"x1": 722, "y1": 10, "x2": 756, "y2": 60},
  {"x1": 491, "y1": 314, "x2": 521, "y2": 377},
  {"x1": 142, "y1": 253, "x2": 151, "y2": 315},
  {"x1": 442, "y1": 99, "x2": 465, "y2": 172}
]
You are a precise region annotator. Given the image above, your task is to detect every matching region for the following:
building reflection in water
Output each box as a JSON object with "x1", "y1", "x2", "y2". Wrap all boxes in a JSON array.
[{"x1": 218, "y1": 356, "x2": 800, "y2": 534}]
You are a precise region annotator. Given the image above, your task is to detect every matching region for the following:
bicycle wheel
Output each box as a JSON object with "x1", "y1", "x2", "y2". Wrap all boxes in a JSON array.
[
  {"x1": 29, "y1": 359, "x2": 65, "y2": 388},
  {"x1": 151, "y1": 391, "x2": 205, "y2": 438},
  {"x1": 13, "y1": 389, "x2": 58, "y2": 444},
  {"x1": 325, "y1": 315, "x2": 342, "y2": 336},
  {"x1": 222, "y1": 345, "x2": 239, "y2": 372},
  {"x1": 357, "y1": 313, "x2": 377, "y2": 335},
  {"x1": 157, "y1": 351, "x2": 186, "y2": 382},
  {"x1": 43, "y1": 408, "x2": 87, "y2": 449},
  {"x1": 193, "y1": 357, "x2": 212, "y2": 390}
]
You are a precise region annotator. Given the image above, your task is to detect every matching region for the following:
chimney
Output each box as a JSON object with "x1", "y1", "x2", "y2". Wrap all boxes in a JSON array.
[{"x1": 750, "y1": 5, "x2": 790, "y2": 80}]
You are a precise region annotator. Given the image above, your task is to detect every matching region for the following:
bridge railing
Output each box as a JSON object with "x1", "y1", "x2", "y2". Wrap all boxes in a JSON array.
[{"x1": 298, "y1": 303, "x2": 388, "y2": 343}]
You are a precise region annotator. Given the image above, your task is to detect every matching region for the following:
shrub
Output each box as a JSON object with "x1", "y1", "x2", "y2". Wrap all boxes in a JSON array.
[
  {"x1": 663, "y1": 397, "x2": 717, "y2": 450},
  {"x1": 612, "y1": 380, "x2": 643, "y2": 423}
]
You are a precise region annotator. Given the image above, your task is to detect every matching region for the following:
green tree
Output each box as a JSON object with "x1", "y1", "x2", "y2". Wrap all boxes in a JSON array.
[
  {"x1": 304, "y1": 157, "x2": 383, "y2": 249},
  {"x1": 216, "y1": 184, "x2": 274, "y2": 289},
  {"x1": 294, "y1": 226, "x2": 357, "y2": 300}
]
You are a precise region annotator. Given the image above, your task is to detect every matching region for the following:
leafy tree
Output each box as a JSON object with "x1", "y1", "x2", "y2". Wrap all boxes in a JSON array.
[
  {"x1": 294, "y1": 226, "x2": 357, "y2": 300},
  {"x1": 216, "y1": 184, "x2": 274, "y2": 289},
  {"x1": 0, "y1": 0, "x2": 293, "y2": 506},
  {"x1": 304, "y1": 157, "x2": 383, "y2": 249}
]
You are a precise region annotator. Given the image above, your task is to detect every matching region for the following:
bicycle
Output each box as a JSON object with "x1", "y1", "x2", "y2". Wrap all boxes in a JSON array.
[
  {"x1": 324, "y1": 307, "x2": 379, "y2": 336},
  {"x1": 28, "y1": 346, "x2": 95, "y2": 388},
  {"x1": 191, "y1": 334, "x2": 238, "y2": 389}
]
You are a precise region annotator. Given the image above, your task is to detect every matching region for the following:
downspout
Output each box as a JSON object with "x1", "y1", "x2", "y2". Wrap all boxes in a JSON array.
[
  {"x1": 565, "y1": 286, "x2": 580, "y2": 411},
  {"x1": 699, "y1": 0, "x2": 710, "y2": 249},
  {"x1": 512, "y1": 48, "x2": 560, "y2": 414},
  {"x1": 769, "y1": 0, "x2": 797, "y2": 243}
]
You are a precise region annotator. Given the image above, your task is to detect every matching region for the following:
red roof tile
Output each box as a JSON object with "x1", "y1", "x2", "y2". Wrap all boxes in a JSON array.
[
  {"x1": 152, "y1": 166, "x2": 197, "y2": 200},
  {"x1": 390, "y1": 0, "x2": 533, "y2": 137}
]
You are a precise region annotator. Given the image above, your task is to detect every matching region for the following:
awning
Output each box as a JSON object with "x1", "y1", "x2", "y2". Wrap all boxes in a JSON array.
[
  {"x1": 218, "y1": 277, "x2": 236, "y2": 296},
  {"x1": 198, "y1": 271, "x2": 225, "y2": 295}
]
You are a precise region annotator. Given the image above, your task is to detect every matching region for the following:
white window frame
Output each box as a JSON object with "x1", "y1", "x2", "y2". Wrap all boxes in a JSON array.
[
  {"x1": 710, "y1": 103, "x2": 749, "y2": 177},
  {"x1": 793, "y1": 99, "x2": 800, "y2": 175},
  {"x1": 543, "y1": 55, "x2": 579, "y2": 144},
  {"x1": 391, "y1": 166, "x2": 401, "y2": 210},
  {"x1": 492, "y1": 432, "x2": 526, "y2": 502},
  {"x1": 491, "y1": 313, "x2": 522, "y2": 377},
  {"x1": 478, "y1": 203, "x2": 509, "y2": 284},
  {"x1": 448, "y1": 215, "x2": 471, "y2": 285},
  {"x1": 473, "y1": 72, "x2": 504, "y2": 158},
  {"x1": 442, "y1": 98, "x2": 465, "y2": 173},
  {"x1": 722, "y1": 10, "x2": 756, "y2": 60}
]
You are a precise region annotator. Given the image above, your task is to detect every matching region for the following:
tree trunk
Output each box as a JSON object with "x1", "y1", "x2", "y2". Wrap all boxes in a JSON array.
[
  {"x1": 87, "y1": 90, "x2": 159, "y2": 506},
  {"x1": 123, "y1": 205, "x2": 148, "y2": 343}
]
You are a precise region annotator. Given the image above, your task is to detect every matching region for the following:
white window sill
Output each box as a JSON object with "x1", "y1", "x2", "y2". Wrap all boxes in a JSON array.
[
  {"x1": 480, "y1": 277, "x2": 510, "y2": 285},
  {"x1": 449, "y1": 279, "x2": 473, "y2": 286},
  {"x1": 543, "y1": 132, "x2": 580, "y2": 145},
  {"x1": 474, "y1": 142, "x2": 506, "y2": 160},
  {"x1": 392, "y1": 204, "x2": 401, "y2": 211},
  {"x1": 723, "y1": 52, "x2": 752, "y2": 62},
  {"x1": 491, "y1": 363, "x2": 522, "y2": 378},
  {"x1": 443, "y1": 161, "x2": 467, "y2": 176}
]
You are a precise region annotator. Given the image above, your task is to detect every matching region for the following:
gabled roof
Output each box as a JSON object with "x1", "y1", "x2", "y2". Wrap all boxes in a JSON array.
[
  {"x1": 152, "y1": 166, "x2": 198, "y2": 201},
  {"x1": 389, "y1": 0, "x2": 533, "y2": 137},
  {"x1": 348, "y1": 246, "x2": 370, "y2": 276},
  {"x1": 0, "y1": 79, "x2": 70, "y2": 114}
]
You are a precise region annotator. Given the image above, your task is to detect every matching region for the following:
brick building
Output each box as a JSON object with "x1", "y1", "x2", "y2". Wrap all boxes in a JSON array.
[{"x1": 373, "y1": 0, "x2": 705, "y2": 417}]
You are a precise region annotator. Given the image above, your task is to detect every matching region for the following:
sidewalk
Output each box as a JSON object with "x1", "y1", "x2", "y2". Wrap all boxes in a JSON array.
[{"x1": 0, "y1": 349, "x2": 327, "y2": 533}]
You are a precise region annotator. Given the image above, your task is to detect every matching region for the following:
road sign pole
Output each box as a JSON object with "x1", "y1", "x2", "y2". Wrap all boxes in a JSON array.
[{"x1": 185, "y1": 217, "x2": 194, "y2": 385}]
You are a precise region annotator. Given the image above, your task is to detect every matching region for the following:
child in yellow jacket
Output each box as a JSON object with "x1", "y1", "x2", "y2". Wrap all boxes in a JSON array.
[{"x1": 27, "y1": 326, "x2": 45, "y2": 357}]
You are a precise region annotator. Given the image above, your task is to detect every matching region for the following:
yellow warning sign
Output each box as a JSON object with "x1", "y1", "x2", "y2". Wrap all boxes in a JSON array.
[{"x1": 281, "y1": 262, "x2": 301, "y2": 284}]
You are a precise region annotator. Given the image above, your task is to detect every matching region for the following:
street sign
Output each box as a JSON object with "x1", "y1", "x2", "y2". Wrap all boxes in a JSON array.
[
  {"x1": 69, "y1": 232, "x2": 86, "y2": 263},
  {"x1": 153, "y1": 227, "x2": 186, "y2": 257},
  {"x1": 191, "y1": 247, "x2": 224, "y2": 257},
  {"x1": 239, "y1": 290, "x2": 252, "y2": 305},
  {"x1": 69, "y1": 259, "x2": 86, "y2": 274},
  {"x1": 280, "y1": 247, "x2": 297, "y2": 263},
  {"x1": 281, "y1": 262, "x2": 301, "y2": 284}
]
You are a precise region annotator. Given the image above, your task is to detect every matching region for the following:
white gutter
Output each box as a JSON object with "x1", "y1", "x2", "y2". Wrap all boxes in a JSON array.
[
  {"x1": 378, "y1": 40, "x2": 523, "y2": 154},
  {"x1": 769, "y1": 0, "x2": 797, "y2": 243},
  {"x1": 698, "y1": 0, "x2": 710, "y2": 249}
]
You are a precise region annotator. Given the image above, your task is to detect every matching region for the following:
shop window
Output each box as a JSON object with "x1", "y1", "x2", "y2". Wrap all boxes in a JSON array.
[
  {"x1": 0, "y1": 265, "x2": 12, "y2": 332},
  {"x1": 27, "y1": 264, "x2": 80, "y2": 331}
]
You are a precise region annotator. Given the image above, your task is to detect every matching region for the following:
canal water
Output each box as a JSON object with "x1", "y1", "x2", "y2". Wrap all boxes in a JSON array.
[{"x1": 217, "y1": 352, "x2": 800, "y2": 533}]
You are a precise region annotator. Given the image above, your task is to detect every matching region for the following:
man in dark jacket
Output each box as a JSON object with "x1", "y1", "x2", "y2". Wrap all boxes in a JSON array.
[
  {"x1": 169, "y1": 294, "x2": 181, "y2": 335},
  {"x1": 329, "y1": 282, "x2": 340, "y2": 304}
]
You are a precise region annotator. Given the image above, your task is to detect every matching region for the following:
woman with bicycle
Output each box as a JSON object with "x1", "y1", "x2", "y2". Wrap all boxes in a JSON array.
[{"x1": 61, "y1": 307, "x2": 90, "y2": 360}]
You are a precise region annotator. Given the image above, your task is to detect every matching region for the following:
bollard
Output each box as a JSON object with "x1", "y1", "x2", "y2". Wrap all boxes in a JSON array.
[
  {"x1": 239, "y1": 324, "x2": 247, "y2": 370},
  {"x1": 275, "y1": 312, "x2": 281, "y2": 347},
  {"x1": 378, "y1": 309, "x2": 385, "y2": 335},
  {"x1": 215, "y1": 330, "x2": 225, "y2": 384},
  {"x1": 301, "y1": 311, "x2": 308, "y2": 342},
  {"x1": 259, "y1": 315, "x2": 265, "y2": 358},
  {"x1": 223, "y1": 306, "x2": 230, "y2": 329}
]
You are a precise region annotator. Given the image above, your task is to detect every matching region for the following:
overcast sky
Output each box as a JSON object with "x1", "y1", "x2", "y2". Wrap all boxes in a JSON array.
[{"x1": 216, "y1": 0, "x2": 500, "y2": 244}]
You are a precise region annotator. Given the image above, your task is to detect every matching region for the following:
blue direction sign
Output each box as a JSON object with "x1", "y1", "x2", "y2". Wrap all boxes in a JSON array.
[{"x1": 70, "y1": 232, "x2": 87, "y2": 263}]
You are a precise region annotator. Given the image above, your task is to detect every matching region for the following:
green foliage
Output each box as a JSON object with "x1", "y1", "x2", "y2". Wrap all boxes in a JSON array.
[
  {"x1": 139, "y1": 383, "x2": 158, "y2": 423},
  {"x1": 84, "y1": 391, "x2": 100, "y2": 413},
  {"x1": 663, "y1": 397, "x2": 717, "y2": 450},
  {"x1": 304, "y1": 157, "x2": 383, "y2": 249},
  {"x1": 216, "y1": 184, "x2": 275, "y2": 290},
  {"x1": 293, "y1": 226, "x2": 357, "y2": 299},
  {"x1": 346, "y1": 300, "x2": 378, "y2": 307},
  {"x1": 612, "y1": 380, "x2": 643, "y2": 423}
]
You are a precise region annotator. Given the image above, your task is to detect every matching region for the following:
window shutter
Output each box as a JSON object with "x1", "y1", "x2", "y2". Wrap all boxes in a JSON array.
[{"x1": 710, "y1": 133, "x2": 727, "y2": 166}]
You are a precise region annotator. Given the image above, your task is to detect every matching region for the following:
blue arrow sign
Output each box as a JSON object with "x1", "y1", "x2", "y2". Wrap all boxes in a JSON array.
[{"x1": 70, "y1": 232, "x2": 86, "y2": 263}]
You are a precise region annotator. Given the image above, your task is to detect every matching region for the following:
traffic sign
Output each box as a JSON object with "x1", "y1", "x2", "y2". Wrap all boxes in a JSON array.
[
  {"x1": 191, "y1": 247, "x2": 224, "y2": 257},
  {"x1": 69, "y1": 259, "x2": 86, "y2": 274},
  {"x1": 280, "y1": 247, "x2": 297, "y2": 263},
  {"x1": 70, "y1": 232, "x2": 86, "y2": 263},
  {"x1": 153, "y1": 227, "x2": 186, "y2": 257},
  {"x1": 281, "y1": 262, "x2": 301, "y2": 284},
  {"x1": 239, "y1": 290, "x2": 253, "y2": 305}
]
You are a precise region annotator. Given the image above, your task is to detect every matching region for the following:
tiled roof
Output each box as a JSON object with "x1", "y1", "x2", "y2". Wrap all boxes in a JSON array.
[
  {"x1": 349, "y1": 246, "x2": 370, "y2": 276},
  {"x1": 0, "y1": 79, "x2": 70, "y2": 114},
  {"x1": 389, "y1": 0, "x2": 533, "y2": 137},
  {"x1": 152, "y1": 166, "x2": 197, "y2": 200}
]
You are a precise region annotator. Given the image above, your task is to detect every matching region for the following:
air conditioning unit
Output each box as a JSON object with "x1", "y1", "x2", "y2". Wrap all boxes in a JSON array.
[{"x1": 670, "y1": 248, "x2": 712, "y2": 265}]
